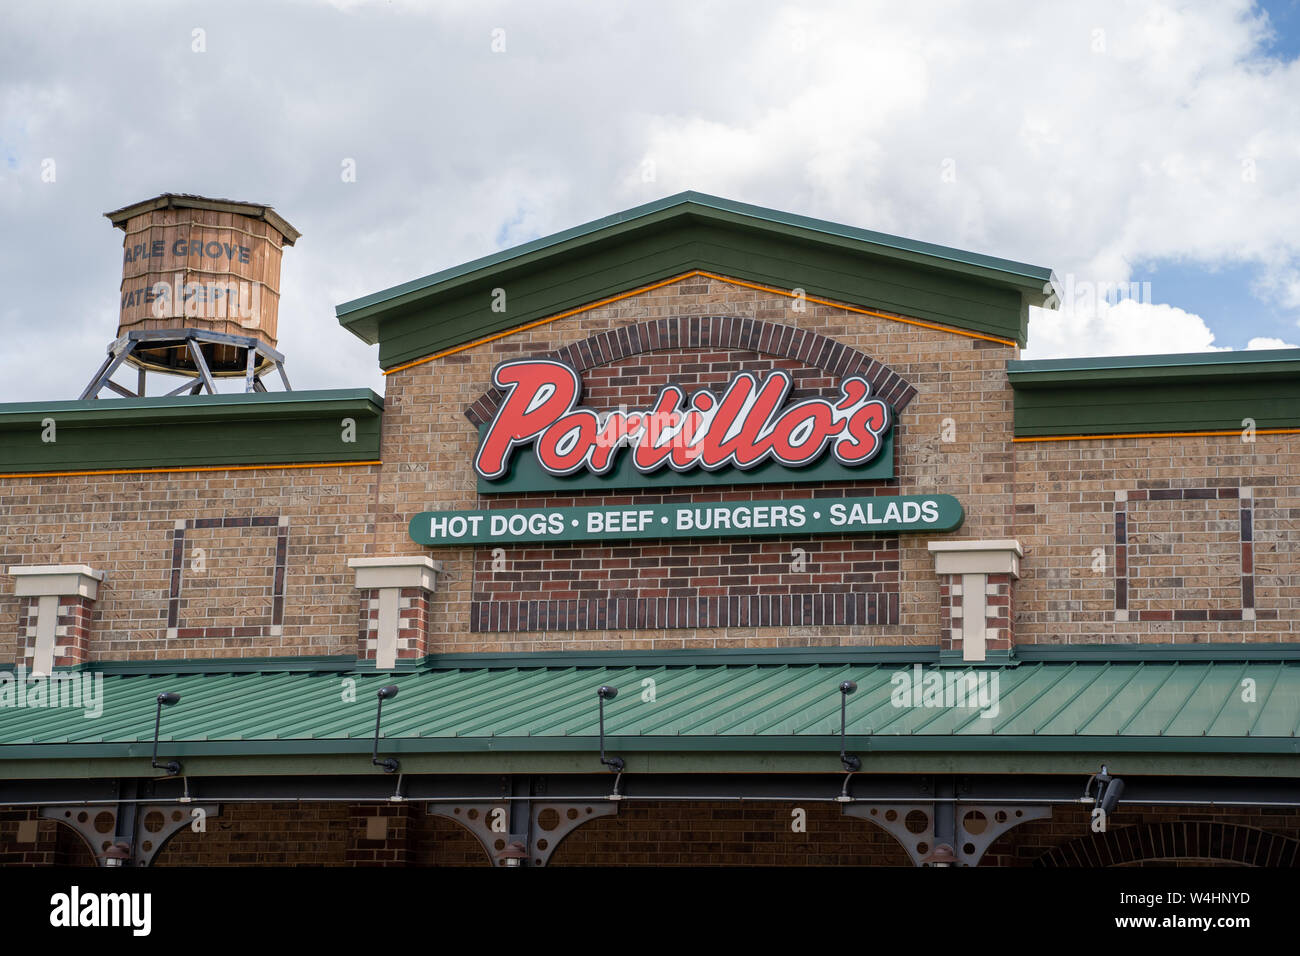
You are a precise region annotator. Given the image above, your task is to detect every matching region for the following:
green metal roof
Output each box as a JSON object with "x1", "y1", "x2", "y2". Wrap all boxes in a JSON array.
[
  {"x1": 3, "y1": 658, "x2": 1297, "y2": 764},
  {"x1": 338, "y1": 192, "x2": 1054, "y2": 318},
  {"x1": 1008, "y1": 347, "x2": 1300, "y2": 382},
  {"x1": 336, "y1": 192, "x2": 1058, "y2": 364}
]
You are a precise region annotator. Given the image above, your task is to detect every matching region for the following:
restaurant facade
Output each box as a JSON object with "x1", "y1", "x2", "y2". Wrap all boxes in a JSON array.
[{"x1": 1, "y1": 192, "x2": 1298, "y2": 867}]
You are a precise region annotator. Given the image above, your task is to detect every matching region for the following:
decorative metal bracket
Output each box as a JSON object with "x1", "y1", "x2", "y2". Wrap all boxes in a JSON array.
[
  {"x1": 42, "y1": 802, "x2": 221, "y2": 866},
  {"x1": 429, "y1": 800, "x2": 619, "y2": 867},
  {"x1": 842, "y1": 802, "x2": 1051, "y2": 866}
]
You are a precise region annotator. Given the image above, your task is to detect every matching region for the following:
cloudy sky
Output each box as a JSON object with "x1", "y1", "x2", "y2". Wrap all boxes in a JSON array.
[{"x1": 2, "y1": 0, "x2": 1298, "y2": 402}]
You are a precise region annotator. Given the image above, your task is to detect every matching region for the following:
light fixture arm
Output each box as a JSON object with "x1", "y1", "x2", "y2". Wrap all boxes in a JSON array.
[
  {"x1": 838, "y1": 680, "x2": 861, "y2": 773},
  {"x1": 597, "y1": 685, "x2": 624, "y2": 773},
  {"x1": 371, "y1": 685, "x2": 400, "y2": 774},
  {"x1": 151, "y1": 692, "x2": 182, "y2": 776}
]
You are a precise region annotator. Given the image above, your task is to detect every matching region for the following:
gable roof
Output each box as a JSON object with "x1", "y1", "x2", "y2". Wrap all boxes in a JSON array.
[{"x1": 336, "y1": 192, "x2": 1058, "y2": 369}]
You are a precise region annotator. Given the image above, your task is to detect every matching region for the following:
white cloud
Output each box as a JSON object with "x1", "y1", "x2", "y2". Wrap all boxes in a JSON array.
[
  {"x1": 1024, "y1": 299, "x2": 1226, "y2": 359},
  {"x1": 1244, "y1": 336, "x2": 1299, "y2": 350},
  {"x1": 0, "y1": 0, "x2": 1297, "y2": 398},
  {"x1": 1024, "y1": 299, "x2": 1300, "y2": 360}
]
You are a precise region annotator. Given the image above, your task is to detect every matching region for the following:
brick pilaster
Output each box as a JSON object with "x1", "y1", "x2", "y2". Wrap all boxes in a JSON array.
[
  {"x1": 8, "y1": 565, "x2": 104, "y2": 673},
  {"x1": 928, "y1": 541, "x2": 1022, "y2": 662},
  {"x1": 348, "y1": 557, "x2": 441, "y2": 669}
]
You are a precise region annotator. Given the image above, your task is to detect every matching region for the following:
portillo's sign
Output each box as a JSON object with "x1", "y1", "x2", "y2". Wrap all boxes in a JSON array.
[
  {"x1": 408, "y1": 359, "x2": 965, "y2": 545},
  {"x1": 475, "y1": 359, "x2": 895, "y2": 492}
]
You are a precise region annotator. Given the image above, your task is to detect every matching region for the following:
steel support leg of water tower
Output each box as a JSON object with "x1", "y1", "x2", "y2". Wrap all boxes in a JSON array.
[{"x1": 79, "y1": 340, "x2": 139, "y2": 399}]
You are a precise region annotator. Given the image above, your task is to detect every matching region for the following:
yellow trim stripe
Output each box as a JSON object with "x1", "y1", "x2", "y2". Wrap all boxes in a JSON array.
[
  {"x1": 1013, "y1": 428, "x2": 1300, "y2": 443},
  {"x1": 0, "y1": 460, "x2": 382, "y2": 480},
  {"x1": 381, "y1": 270, "x2": 1017, "y2": 375}
]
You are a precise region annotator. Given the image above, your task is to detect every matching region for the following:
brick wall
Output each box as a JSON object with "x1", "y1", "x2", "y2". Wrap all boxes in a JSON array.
[
  {"x1": 375, "y1": 276, "x2": 1020, "y2": 652},
  {"x1": 547, "y1": 801, "x2": 913, "y2": 866},
  {"x1": 0, "y1": 808, "x2": 96, "y2": 866},
  {"x1": 2, "y1": 274, "x2": 1296, "y2": 659},
  {"x1": 1013, "y1": 438, "x2": 1299, "y2": 643},
  {"x1": 9, "y1": 800, "x2": 1297, "y2": 866},
  {"x1": 0, "y1": 467, "x2": 379, "y2": 663},
  {"x1": 470, "y1": 343, "x2": 901, "y2": 633},
  {"x1": 156, "y1": 802, "x2": 353, "y2": 866},
  {"x1": 984, "y1": 803, "x2": 1300, "y2": 867}
]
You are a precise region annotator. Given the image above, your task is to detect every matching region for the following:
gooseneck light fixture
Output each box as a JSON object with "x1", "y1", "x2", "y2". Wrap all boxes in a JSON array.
[
  {"x1": 151, "y1": 692, "x2": 182, "y2": 776},
  {"x1": 596, "y1": 685, "x2": 624, "y2": 773},
  {"x1": 838, "y1": 680, "x2": 861, "y2": 773},
  {"x1": 371, "y1": 684, "x2": 400, "y2": 774}
]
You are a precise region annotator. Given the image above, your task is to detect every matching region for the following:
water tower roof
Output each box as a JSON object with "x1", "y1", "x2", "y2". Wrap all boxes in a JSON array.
[{"x1": 103, "y1": 193, "x2": 300, "y2": 246}]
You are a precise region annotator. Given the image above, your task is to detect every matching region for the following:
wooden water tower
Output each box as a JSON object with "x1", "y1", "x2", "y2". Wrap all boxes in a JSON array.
[{"x1": 81, "y1": 194, "x2": 301, "y2": 398}]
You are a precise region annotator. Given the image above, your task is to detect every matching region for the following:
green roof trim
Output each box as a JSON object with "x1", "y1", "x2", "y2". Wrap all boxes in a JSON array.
[
  {"x1": 1008, "y1": 348, "x2": 1300, "y2": 437},
  {"x1": 336, "y1": 192, "x2": 1057, "y2": 365},
  {"x1": 25, "y1": 642, "x2": 1300, "y2": 678},
  {"x1": 0, "y1": 389, "x2": 383, "y2": 474},
  {"x1": 3, "y1": 660, "x2": 1296, "y2": 774},
  {"x1": 8, "y1": 750, "x2": 1292, "y2": 779}
]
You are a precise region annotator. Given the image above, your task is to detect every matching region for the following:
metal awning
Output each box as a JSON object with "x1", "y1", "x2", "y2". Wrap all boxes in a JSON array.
[{"x1": 3, "y1": 657, "x2": 1297, "y2": 770}]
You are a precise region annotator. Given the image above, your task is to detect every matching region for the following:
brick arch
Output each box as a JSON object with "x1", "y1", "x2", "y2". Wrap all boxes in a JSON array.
[
  {"x1": 1035, "y1": 822, "x2": 1300, "y2": 868},
  {"x1": 464, "y1": 315, "x2": 917, "y2": 426}
]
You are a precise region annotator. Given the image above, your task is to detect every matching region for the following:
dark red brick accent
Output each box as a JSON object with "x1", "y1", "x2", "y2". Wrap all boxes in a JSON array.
[
  {"x1": 938, "y1": 579, "x2": 958, "y2": 652},
  {"x1": 357, "y1": 587, "x2": 432, "y2": 661},
  {"x1": 54, "y1": 595, "x2": 95, "y2": 668},
  {"x1": 1115, "y1": 487, "x2": 1258, "y2": 622},
  {"x1": 985, "y1": 573, "x2": 1014, "y2": 652},
  {"x1": 464, "y1": 316, "x2": 917, "y2": 425},
  {"x1": 397, "y1": 587, "x2": 431, "y2": 660},
  {"x1": 471, "y1": 591, "x2": 897, "y2": 632},
  {"x1": 17, "y1": 594, "x2": 98, "y2": 669},
  {"x1": 936, "y1": 572, "x2": 1015, "y2": 654},
  {"x1": 472, "y1": 534, "x2": 900, "y2": 632},
  {"x1": 168, "y1": 516, "x2": 287, "y2": 632},
  {"x1": 357, "y1": 587, "x2": 378, "y2": 659}
]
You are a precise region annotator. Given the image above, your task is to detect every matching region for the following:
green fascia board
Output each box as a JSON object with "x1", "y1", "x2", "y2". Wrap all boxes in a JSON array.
[
  {"x1": 337, "y1": 194, "x2": 1056, "y2": 360},
  {"x1": 1008, "y1": 349, "x2": 1300, "y2": 436},
  {"x1": 26, "y1": 642, "x2": 1300, "y2": 677},
  {"x1": 6, "y1": 750, "x2": 1295, "y2": 779},
  {"x1": 368, "y1": 222, "x2": 1029, "y2": 368},
  {"x1": 0, "y1": 389, "x2": 383, "y2": 472},
  {"x1": 51, "y1": 654, "x2": 362, "y2": 675}
]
